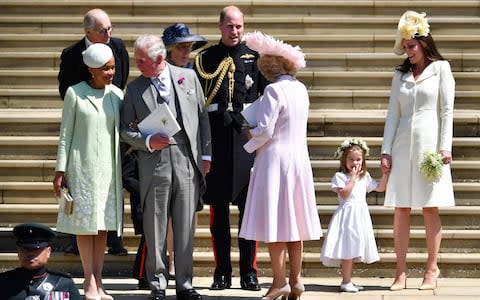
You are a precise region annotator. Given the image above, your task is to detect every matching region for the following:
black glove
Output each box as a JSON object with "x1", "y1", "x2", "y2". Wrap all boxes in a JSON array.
[{"x1": 229, "y1": 111, "x2": 251, "y2": 134}]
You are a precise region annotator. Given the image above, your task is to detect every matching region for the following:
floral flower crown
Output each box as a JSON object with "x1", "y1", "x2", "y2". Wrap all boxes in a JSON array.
[
  {"x1": 334, "y1": 138, "x2": 370, "y2": 159},
  {"x1": 393, "y1": 10, "x2": 430, "y2": 55},
  {"x1": 244, "y1": 31, "x2": 306, "y2": 71}
]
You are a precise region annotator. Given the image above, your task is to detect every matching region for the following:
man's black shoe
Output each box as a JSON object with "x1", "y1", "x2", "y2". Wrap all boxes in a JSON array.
[
  {"x1": 177, "y1": 288, "x2": 202, "y2": 300},
  {"x1": 209, "y1": 275, "x2": 232, "y2": 290},
  {"x1": 107, "y1": 246, "x2": 128, "y2": 256},
  {"x1": 149, "y1": 290, "x2": 166, "y2": 300},
  {"x1": 240, "y1": 275, "x2": 261, "y2": 291},
  {"x1": 138, "y1": 278, "x2": 149, "y2": 290}
]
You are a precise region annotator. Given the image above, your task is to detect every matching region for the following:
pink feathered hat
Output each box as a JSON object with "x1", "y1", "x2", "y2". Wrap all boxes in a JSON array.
[{"x1": 244, "y1": 31, "x2": 306, "y2": 71}]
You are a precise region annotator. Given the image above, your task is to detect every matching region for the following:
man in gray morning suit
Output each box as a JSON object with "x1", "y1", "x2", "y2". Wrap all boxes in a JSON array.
[{"x1": 120, "y1": 34, "x2": 211, "y2": 300}]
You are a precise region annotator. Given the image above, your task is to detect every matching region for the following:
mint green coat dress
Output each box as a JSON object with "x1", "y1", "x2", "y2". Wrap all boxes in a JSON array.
[{"x1": 56, "y1": 81, "x2": 124, "y2": 235}]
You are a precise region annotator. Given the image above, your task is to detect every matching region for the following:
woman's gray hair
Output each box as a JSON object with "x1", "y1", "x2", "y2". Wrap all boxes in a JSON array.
[{"x1": 134, "y1": 34, "x2": 167, "y2": 61}]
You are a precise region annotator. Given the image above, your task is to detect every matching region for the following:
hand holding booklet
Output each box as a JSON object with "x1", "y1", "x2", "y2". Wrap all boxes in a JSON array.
[{"x1": 137, "y1": 102, "x2": 181, "y2": 137}]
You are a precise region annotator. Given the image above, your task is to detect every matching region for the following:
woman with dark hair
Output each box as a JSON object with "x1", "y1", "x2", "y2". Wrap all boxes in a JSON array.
[
  {"x1": 53, "y1": 43, "x2": 124, "y2": 300},
  {"x1": 381, "y1": 11, "x2": 455, "y2": 291}
]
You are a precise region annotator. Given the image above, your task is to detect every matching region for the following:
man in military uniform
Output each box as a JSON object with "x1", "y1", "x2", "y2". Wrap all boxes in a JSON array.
[
  {"x1": 194, "y1": 5, "x2": 268, "y2": 291},
  {"x1": 0, "y1": 223, "x2": 81, "y2": 300}
]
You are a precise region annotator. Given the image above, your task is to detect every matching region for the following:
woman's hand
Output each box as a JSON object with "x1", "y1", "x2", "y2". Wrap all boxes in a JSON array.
[
  {"x1": 53, "y1": 171, "x2": 66, "y2": 198},
  {"x1": 440, "y1": 150, "x2": 452, "y2": 164},
  {"x1": 381, "y1": 154, "x2": 392, "y2": 175}
]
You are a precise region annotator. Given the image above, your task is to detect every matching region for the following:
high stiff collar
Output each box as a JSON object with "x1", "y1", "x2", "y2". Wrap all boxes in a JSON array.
[
  {"x1": 19, "y1": 266, "x2": 48, "y2": 279},
  {"x1": 217, "y1": 40, "x2": 243, "y2": 55}
]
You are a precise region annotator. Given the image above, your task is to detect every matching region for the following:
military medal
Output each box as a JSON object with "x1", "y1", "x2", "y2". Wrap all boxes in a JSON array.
[{"x1": 227, "y1": 102, "x2": 234, "y2": 112}]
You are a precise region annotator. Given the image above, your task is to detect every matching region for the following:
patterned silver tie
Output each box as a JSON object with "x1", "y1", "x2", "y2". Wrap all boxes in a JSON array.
[{"x1": 152, "y1": 77, "x2": 169, "y2": 103}]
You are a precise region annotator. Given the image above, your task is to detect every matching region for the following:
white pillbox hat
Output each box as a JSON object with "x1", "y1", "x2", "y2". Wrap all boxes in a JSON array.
[{"x1": 82, "y1": 43, "x2": 113, "y2": 68}]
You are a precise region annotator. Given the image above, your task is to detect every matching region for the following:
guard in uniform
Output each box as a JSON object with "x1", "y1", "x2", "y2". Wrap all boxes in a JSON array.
[
  {"x1": 0, "y1": 223, "x2": 81, "y2": 300},
  {"x1": 194, "y1": 5, "x2": 268, "y2": 291}
]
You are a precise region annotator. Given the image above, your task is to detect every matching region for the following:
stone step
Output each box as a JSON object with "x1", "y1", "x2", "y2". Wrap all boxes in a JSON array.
[
  {"x1": 0, "y1": 159, "x2": 478, "y2": 206},
  {"x1": 1, "y1": 108, "x2": 478, "y2": 137},
  {"x1": 2, "y1": 69, "x2": 480, "y2": 92},
  {"x1": 0, "y1": 226, "x2": 479, "y2": 257},
  {"x1": 1, "y1": 33, "x2": 479, "y2": 53},
  {"x1": 2, "y1": 0, "x2": 480, "y2": 18},
  {"x1": 1, "y1": 87, "x2": 479, "y2": 110},
  {"x1": 0, "y1": 178, "x2": 478, "y2": 206},
  {"x1": 0, "y1": 88, "x2": 63, "y2": 109},
  {"x1": 1, "y1": 135, "x2": 479, "y2": 161},
  {"x1": 2, "y1": 158, "x2": 479, "y2": 186},
  {"x1": 124, "y1": 228, "x2": 480, "y2": 255},
  {"x1": 309, "y1": 89, "x2": 480, "y2": 110},
  {"x1": 307, "y1": 109, "x2": 480, "y2": 137},
  {"x1": 1, "y1": 203, "x2": 480, "y2": 230},
  {"x1": 1, "y1": 249, "x2": 479, "y2": 278},
  {"x1": 2, "y1": 15, "x2": 480, "y2": 35},
  {"x1": 3, "y1": 51, "x2": 480, "y2": 73}
]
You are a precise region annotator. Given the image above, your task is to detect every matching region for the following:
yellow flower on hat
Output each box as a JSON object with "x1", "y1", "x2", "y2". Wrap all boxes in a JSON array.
[
  {"x1": 398, "y1": 11, "x2": 430, "y2": 40},
  {"x1": 393, "y1": 10, "x2": 431, "y2": 55}
]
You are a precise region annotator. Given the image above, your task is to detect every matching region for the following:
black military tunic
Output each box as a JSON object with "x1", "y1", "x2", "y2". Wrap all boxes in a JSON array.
[
  {"x1": 0, "y1": 266, "x2": 81, "y2": 300},
  {"x1": 195, "y1": 41, "x2": 268, "y2": 205},
  {"x1": 194, "y1": 41, "x2": 268, "y2": 280}
]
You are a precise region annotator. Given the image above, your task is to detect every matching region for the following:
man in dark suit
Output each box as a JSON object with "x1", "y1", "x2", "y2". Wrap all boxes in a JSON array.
[
  {"x1": 121, "y1": 34, "x2": 211, "y2": 300},
  {"x1": 57, "y1": 8, "x2": 129, "y2": 256},
  {"x1": 57, "y1": 8, "x2": 129, "y2": 99},
  {"x1": 194, "y1": 5, "x2": 268, "y2": 291}
]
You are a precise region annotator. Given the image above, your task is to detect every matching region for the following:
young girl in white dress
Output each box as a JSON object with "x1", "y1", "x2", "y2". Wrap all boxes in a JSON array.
[{"x1": 320, "y1": 138, "x2": 388, "y2": 292}]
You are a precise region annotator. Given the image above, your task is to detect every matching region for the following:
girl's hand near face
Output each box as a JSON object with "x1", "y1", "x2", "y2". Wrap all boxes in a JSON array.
[{"x1": 350, "y1": 165, "x2": 364, "y2": 181}]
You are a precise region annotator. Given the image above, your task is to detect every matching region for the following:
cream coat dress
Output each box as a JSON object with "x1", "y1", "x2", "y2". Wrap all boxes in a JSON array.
[
  {"x1": 382, "y1": 60, "x2": 455, "y2": 208},
  {"x1": 56, "y1": 81, "x2": 124, "y2": 235}
]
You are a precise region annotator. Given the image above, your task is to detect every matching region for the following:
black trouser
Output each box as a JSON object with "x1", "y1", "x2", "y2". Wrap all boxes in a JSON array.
[{"x1": 209, "y1": 188, "x2": 257, "y2": 279}]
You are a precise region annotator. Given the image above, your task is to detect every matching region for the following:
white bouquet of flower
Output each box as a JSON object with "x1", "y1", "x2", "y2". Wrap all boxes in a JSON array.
[{"x1": 420, "y1": 151, "x2": 443, "y2": 182}]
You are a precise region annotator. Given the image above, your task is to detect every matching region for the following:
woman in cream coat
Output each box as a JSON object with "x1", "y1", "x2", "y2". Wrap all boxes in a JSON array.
[
  {"x1": 381, "y1": 11, "x2": 455, "y2": 291},
  {"x1": 53, "y1": 44, "x2": 123, "y2": 300}
]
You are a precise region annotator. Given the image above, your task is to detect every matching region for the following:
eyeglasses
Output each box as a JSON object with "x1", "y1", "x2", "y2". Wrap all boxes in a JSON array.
[{"x1": 93, "y1": 26, "x2": 113, "y2": 35}]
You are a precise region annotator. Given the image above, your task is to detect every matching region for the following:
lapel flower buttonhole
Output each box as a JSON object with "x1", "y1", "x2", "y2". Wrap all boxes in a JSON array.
[{"x1": 177, "y1": 77, "x2": 186, "y2": 84}]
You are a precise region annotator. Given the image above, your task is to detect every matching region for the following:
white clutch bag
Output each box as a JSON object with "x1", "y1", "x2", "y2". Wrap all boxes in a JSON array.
[{"x1": 60, "y1": 187, "x2": 74, "y2": 215}]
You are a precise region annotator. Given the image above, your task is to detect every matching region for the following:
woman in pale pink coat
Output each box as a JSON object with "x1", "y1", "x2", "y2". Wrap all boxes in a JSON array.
[{"x1": 239, "y1": 32, "x2": 322, "y2": 300}]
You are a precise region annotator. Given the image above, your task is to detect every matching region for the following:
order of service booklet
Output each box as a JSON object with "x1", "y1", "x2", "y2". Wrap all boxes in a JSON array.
[
  {"x1": 137, "y1": 102, "x2": 181, "y2": 137},
  {"x1": 241, "y1": 99, "x2": 260, "y2": 127}
]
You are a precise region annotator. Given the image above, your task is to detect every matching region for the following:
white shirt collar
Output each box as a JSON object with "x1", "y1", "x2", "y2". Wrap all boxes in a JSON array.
[
  {"x1": 85, "y1": 36, "x2": 94, "y2": 48},
  {"x1": 159, "y1": 64, "x2": 171, "y2": 86}
]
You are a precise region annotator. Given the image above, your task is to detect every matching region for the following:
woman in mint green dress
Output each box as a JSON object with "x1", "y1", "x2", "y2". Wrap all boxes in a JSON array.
[{"x1": 53, "y1": 44, "x2": 123, "y2": 300}]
